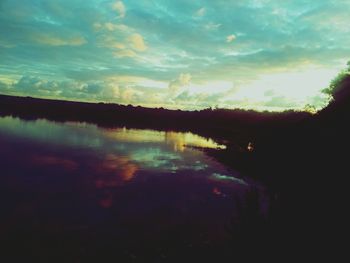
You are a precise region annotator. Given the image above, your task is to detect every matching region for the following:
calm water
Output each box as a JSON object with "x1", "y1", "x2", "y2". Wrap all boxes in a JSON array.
[{"x1": 0, "y1": 116, "x2": 268, "y2": 260}]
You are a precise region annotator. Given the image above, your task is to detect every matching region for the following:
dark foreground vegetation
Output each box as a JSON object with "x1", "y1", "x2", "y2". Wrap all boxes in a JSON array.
[{"x1": 0, "y1": 66, "x2": 349, "y2": 261}]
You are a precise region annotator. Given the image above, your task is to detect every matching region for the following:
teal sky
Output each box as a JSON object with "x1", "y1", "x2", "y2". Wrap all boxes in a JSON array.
[{"x1": 1, "y1": 0, "x2": 349, "y2": 111}]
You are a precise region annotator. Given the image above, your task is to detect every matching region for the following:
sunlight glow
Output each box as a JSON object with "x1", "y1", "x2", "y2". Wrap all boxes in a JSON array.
[
  {"x1": 228, "y1": 66, "x2": 340, "y2": 110},
  {"x1": 104, "y1": 128, "x2": 226, "y2": 151}
]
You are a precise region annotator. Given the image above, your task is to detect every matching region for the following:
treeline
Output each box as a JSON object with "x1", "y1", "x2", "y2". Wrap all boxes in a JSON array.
[{"x1": 0, "y1": 94, "x2": 311, "y2": 146}]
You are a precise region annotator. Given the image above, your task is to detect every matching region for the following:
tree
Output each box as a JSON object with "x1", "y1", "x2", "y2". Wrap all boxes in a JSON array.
[
  {"x1": 304, "y1": 104, "x2": 317, "y2": 114},
  {"x1": 322, "y1": 61, "x2": 350, "y2": 96}
]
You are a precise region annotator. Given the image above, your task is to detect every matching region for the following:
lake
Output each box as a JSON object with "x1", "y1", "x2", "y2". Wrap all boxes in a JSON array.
[{"x1": 0, "y1": 116, "x2": 269, "y2": 261}]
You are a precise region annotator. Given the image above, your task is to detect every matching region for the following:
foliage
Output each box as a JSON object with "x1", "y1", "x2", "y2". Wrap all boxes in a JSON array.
[{"x1": 322, "y1": 61, "x2": 350, "y2": 96}]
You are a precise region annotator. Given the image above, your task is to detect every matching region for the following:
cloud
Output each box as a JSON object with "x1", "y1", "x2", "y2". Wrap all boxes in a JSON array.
[
  {"x1": 95, "y1": 26, "x2": 146, "y2": 58},
  {"x1": 226, "y1": 34, "x2": 236, "y2": 43},
  {"x1": 113, "y1": 49, "x2": 137, "y2": 58},
  {"x1": 0, "y1": 81, "x2": 11, "y2": 91},
  {"x1": 194, "y1": 7, "x2": 206, "y2": 17},
  {"x1": 204, "y1": 22, "x2": 222, "y2": 30},
  {"x1": 32, "y1": 33, "x2": 86, "y2": 46},
  {"x1": 120, "y1": 87, "x2": 137, "y2": 102},
  {"x1": 128, "y1": 33, "x2": 147, "y2": 52},
  {"x1": 169, "y1": 73, "x2": 192, "y2": 97},
  {"x1": 112, "y1": 1, "x2": 126, "y2": 18},
  {"x1": 14, "y1": 76, "x2": 60, "y2": 94},
  {"x1": 0, "y1": 75, "x2": 165, "y2": 107},
  {"x1": 0, "y1": 71, "x2": 334, "y2": 111},
  {"x1": 97, "y1": 34, "x2": 126, "y2": 50},
  {"x1": 93, "y1": 22, "x2": 130, "y2": 32},
  {"x1": 1, "y1": 0, "x2": 349, "y2": 111},
  {"x1": 1, "y1": 76, "x2": 118, "y2": 102}
]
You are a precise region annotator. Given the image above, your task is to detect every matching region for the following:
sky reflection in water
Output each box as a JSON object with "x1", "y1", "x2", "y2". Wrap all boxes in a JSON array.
[{"x1": 0, "y1": 116, "x2": 267, "y2": 247}]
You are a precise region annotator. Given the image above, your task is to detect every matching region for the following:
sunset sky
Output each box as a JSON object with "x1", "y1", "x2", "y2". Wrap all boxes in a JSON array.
[{"x1": 1, "y1": 0, "x2": 349, "y2": 111}]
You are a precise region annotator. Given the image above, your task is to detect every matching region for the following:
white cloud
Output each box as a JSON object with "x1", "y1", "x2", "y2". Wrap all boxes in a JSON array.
[
  {"x1": 97, "y1": 31, "x2": 146, "y2": 59},
  {"x1": 128, "y1": 34, "x2": 147, "y2": 52},
  {"x1": 112, "y1": 1, "x2": 126, "y2": 18},
  {"x1": 204, "y1": 22, "x2": 222, "y2": 30},
  {"x1": 226, "y1": 34, "x2": 236, "y2": 43}
]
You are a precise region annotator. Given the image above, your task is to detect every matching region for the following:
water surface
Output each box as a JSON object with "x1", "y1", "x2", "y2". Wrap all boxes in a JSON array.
[{"x1": 0, "y1": 116, "x2": 268, "y2": 260}]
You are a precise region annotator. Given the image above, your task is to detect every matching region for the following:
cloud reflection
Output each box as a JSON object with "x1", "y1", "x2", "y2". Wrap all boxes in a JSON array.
[
  {"x1": 31, "y1": 155, "x2": 79, "y2": 171},
  {"x1": 94, "y1": 154, "x2": 138, "y2": 187},
  {"x1": 93, "y1": 154, "x2": 138, "y2": 209},
  {"x1": 0, "y1": 116, "x2": 269, "y2": 243}
]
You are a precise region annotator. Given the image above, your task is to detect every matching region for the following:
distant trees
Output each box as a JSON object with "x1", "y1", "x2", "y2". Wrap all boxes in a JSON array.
[{"x1": 303, "y1": 104, "x2": 317, "y2": 114}]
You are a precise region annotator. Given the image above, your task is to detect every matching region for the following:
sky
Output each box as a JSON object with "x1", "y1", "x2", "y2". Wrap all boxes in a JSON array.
[{"x1": 1, "y1": 0, "x2": 350, "y2": 111}]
